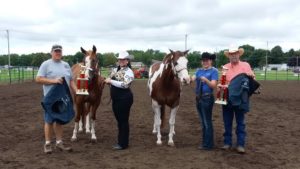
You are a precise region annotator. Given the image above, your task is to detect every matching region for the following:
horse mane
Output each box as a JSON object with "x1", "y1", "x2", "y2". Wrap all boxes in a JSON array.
[
  {"x1": 161, "y1": 53, "x2": 176, "y2": 83},
  {"x1": 163, "y1": 53, "x2": 173, "y2": 64}
]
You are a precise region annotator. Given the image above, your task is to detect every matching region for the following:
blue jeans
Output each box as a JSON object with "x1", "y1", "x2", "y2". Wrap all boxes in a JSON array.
[
  {"x1": 222, "y1": 104, "x2": 246, "y2": 147},
  {"x1": 196, "y1": 95, "x2": 214, "y2": 149}
]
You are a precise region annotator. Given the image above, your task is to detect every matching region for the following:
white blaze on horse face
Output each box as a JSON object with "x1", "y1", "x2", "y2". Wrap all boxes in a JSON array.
[
  {"x1": 175, "y1": 57, "x2": 190, "y2": 84},
  {"x1": 85, "y1": 56, "x2": 91, "y2": 78},
  {"x1": 148, "y1": 63, "x2": 165, "y2": 95}
]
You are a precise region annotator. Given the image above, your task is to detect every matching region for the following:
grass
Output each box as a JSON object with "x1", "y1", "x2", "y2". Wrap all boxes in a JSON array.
[
  {"x1": 188, "y1": 68, "x2": 300, "y2": 81},
  {"x1": 1, "y1": 67, "x2": 299, "y2": 84},
  {"x1": 0, "y1": 67, "x2": 37, "y2": 83}
]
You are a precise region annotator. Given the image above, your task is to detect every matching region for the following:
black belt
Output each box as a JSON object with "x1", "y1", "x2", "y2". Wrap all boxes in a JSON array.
[
  {"x1": 196, "y1": 92, "x2": 213, "y2": 100},
  {"x1": 201, "y1": 93, "x2": 213, "y2": 97}
]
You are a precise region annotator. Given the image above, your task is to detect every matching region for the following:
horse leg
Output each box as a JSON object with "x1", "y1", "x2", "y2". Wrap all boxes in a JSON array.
[
  {"x1": 71, "y1": 103, "x2": 83, "y2": 141},
  {"x1": 85, "y1": 104, "x2": 91, "y2": 134},
  {"x1": 152, "y1": 100, "x2": 162, "y2": 145},
  {"x1": 90, "y1": 104, "x2": 99, "y2": 142},
  {"x1": 78, "y1": 103, "x2": 84, "y2": 132},
  {"x1": 168, "y1": 106, "x2": 179, "y2": 147},
  {"x1": 78, "y1": 117, "x2": 83, "y2": 132}
]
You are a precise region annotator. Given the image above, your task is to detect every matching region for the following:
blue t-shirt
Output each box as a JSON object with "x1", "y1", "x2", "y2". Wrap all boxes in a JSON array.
[
  {"x1": 195, "y1": 67, "x2": 218, "y2": 95},
  {"x1": 37, "y1": 59, "x2": 73, "y2": 96}
]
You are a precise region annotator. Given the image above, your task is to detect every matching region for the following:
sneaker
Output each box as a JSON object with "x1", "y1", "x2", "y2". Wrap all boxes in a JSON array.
[
  {"x1": 56, "y1": 142, "x2": 72, "y2": 152},
  {"x1": 237, "y1": 146, "x2": 245, "y2": 154},
  {"x1": 44, "y1": 143, "x2": 52, "y2": 154},
  {"x1": 112, "y1": 144, "x2": 125, "y2": 150},
  {"x1": 221, "y1": 144, "x2": 231, "y2": 150}
]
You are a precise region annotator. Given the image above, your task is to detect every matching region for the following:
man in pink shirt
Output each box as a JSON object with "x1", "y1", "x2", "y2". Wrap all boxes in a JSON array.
[{"x1": 220, "y1": 46, "x2": 254, "y2": 154}]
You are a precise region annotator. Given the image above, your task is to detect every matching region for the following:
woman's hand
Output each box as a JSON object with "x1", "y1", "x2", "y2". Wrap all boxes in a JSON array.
[
  {"x1": 104, "y1": 78, "x2": 111, "y2": 84},
  {"x1": 200, "y1": 76, "x2": 208, "y2": 83},
  {"x1": 217, "y1": 84, "x2": 228, "y2": 89},
  {"x1": 190, "y1": 75, "x2": 196, "y2": 82}
]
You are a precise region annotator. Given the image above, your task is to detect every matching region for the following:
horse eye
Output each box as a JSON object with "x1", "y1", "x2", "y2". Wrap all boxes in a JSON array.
[{"x1": 174, "y1": 62, "x2": 178, "y2": 66}]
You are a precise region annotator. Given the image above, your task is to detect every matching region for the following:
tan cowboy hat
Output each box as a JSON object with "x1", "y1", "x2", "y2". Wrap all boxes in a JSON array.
[
  {"x1": 224, "y1": 46, "x2": 244, "y2": 57},
  {"x1": 116, "y1": 51, "x2": 134, "y2": 60}
]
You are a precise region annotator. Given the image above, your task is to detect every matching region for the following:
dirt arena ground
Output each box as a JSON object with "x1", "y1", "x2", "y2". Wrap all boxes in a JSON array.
[{"x1": 0, "y1": 80, "x2": 299, "y2": 169}]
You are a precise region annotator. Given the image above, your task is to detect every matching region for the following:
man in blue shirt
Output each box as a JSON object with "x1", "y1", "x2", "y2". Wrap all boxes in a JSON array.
[
  {"x1": 36, "y1": 44, "x2": 76, "y2": 154},
  {"x1": 191, "y1": 52, "x2": 218, "y2": 150}
]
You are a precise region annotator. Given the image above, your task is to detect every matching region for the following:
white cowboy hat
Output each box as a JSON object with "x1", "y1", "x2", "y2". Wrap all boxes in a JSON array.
[
  {"x1": 224, "y1": 46, "x2": 244, "y2": 57},
  {"x1": 116, "y1": 51, "x2": 134, "y2": 60}
]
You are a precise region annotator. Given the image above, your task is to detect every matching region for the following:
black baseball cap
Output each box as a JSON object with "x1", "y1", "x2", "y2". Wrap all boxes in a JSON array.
[{"x1": 51, "y1": 44, "x2": 62, "y2": 52}]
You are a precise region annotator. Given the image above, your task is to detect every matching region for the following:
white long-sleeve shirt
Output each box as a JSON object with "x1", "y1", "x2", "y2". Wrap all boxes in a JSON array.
[{"x1": 110, "y1": 67, "x2": 134, "y2": 89}]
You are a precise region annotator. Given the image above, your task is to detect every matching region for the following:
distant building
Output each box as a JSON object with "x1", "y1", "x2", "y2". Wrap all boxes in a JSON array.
[
  {"x1": 263, "y1": 64, "x2": 288, "y2": 71},
  {"x1": 131, "y1": 62, "x2": 145, "y2": 69}
]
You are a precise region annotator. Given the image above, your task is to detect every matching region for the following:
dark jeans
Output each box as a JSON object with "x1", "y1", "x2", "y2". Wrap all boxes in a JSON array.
[
  {"x1": 196, "y1": 95, "x2": 215, "y2": 149},
  {"x1": 112, "y1": 96, "x2": 133, "y2": 148},
  {"x1": 222, "y1": 103, "x2": 246, "y2": 147}
]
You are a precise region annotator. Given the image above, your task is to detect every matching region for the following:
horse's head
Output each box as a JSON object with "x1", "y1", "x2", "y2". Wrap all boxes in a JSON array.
[
  {"x1": 81, "y1": 45, "x2": 99, "y2": 80},
  {"x1": 164, "y1": 49, "x2": 190, "y2": 85}
]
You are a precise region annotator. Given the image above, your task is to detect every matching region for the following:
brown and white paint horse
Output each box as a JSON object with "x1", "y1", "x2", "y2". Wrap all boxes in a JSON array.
[
  {"x1": 71, "y1": 45, "x2": 105, "y2": 142},
  {"x1": 148, "y1": 50, "x2": 190, "y2": 146}
]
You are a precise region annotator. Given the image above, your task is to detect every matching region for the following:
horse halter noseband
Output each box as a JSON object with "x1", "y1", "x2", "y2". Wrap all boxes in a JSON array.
[{"x1": 172, "y1": 58, "x2": 187, "y2": 76}]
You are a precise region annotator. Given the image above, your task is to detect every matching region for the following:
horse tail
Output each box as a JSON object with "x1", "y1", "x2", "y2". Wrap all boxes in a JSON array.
[{"x1": 160, "y1": 105, "x2": 166, "y2": 128}]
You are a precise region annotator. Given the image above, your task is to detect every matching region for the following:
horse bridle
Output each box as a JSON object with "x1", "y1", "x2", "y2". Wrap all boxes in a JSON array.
[{"x1": 82, "y1": 56, "x2": 99, "y2": 80}]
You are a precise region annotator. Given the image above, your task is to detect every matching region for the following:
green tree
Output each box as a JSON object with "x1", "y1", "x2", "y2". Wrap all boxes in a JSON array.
[
  {"x1": 73, "y1": 52, "x2": 85, "y2": 64},
  {"x1": 31, "y1": 53, "x2": 50, "y2": 67},
  {"x1": 249, "y1": 49, "x2": 267, "y2": 68},
  {"x1": 216, "y1": 50, "x2": 228, "y2": 68},
  {"x1": 269, "y1": 45, "x2": 284, "y2": 64},
  {"x1": 187, "y1": 51, "x2": 201, "y2": 69},
  {"x1": 0, "y1": 55, "x2": 8, "y2": 65},
  {"x1": 20, "y1": 54, "x2": 33, "y2": 66},
  {"x1": 102, "y1": 53, "x2": 117, "y2": 67}
]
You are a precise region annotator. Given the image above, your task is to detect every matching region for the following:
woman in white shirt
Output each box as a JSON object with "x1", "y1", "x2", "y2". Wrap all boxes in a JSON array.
[{"x1": 105, "y1": 51, "x2": 134, "y2": 150}]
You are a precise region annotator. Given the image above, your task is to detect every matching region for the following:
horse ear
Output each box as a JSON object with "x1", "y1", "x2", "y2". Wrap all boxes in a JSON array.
[
  {"x1": 169, "y1": 49, "x2": 175, "y2": 59},
  {"x1": 183, "y1": 50, "x2": 189, "y2": 56},
  {"x1": 81, "y1": 47, "x2": 87, "y2": 55},
  {"x1": 92, "y1": 45, "x2": 97, "y2": 53}
]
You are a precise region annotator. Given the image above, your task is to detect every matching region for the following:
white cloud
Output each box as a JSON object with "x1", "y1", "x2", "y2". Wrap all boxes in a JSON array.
[{"x1": 0, "y1": 0, "x2": 299, "y2": 54}]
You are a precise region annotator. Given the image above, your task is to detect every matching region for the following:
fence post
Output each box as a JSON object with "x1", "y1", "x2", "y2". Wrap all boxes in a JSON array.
[
  {"x1": 32, "y1": 67, "x2": 35, "y2": 82},
  {"x1": 18, "y1": 67, "x2": 20, "y2": 83},
  {"x1": 9, "y1": 68, "x2": 12, "y2": 84},
  {"x1": 286, "y1": 69, "x2": 288, "y2": 81},
  {"x1": 276, "y1": 69, "x2": 278, "y2": 80},
  {"x1": 21, "y1": 67, "x2": 24, "y2": 82}
]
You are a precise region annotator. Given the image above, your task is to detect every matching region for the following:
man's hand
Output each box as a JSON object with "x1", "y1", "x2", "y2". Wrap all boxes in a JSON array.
[
  {"x1": 36, "y1": 76, "x2": 63, "y2": 85},
  {"x1": 52, "y1": 78, "x2": 63, "y2": 84},
  {"x1": 246, "y1": 72, "x2": 255, "y2": 78}
]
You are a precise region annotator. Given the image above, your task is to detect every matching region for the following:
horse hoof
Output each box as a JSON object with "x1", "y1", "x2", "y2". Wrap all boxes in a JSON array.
[
  {"x1": 156, "y1": 141, "x2": 162, "y2": 146},
  {"x1": 78, "y1": 129, "x2": 83, "y2": 133},
  {"x1": 86, "y1": 130, "x2": 91, "y2": 134},
  {"x1": 168, "y1": 142, "x2": 175, "y2": 147},
  {"x1": 71, "y1": 137, "x2": 77, "y2": 142},
  {"x1": 152, "y1": 131, "x2": 157, "y2": 134}
]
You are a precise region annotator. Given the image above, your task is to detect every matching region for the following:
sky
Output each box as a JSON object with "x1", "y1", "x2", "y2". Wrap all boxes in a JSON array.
[{"x1": 0, "y1": 0, "x2": 300, "y2": 55}]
